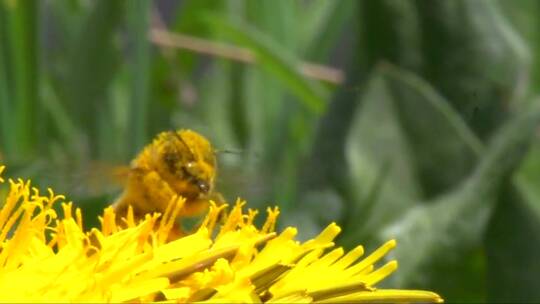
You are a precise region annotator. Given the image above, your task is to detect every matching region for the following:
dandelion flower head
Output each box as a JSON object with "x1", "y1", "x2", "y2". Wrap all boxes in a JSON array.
[{"x1": 0, "y1": 165, "x2": 442, "y2": 303}]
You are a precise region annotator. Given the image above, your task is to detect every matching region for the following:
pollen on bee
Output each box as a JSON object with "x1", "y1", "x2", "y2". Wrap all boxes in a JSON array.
[{"x1": 112, "y1": 130, "x2": 223, "y2": 234}]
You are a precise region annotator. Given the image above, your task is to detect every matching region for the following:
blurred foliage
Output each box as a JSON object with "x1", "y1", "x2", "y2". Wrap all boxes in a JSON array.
[{"x1": 1, "y1": 0, "x2": 540, "y2": 302}]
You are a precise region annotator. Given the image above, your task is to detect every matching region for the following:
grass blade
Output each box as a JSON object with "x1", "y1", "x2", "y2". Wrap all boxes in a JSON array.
[
  {"x1": 0, "y1": 15, "x2": 13, "y2": 156},
  {"x1": 3, "y1": 0, "x2": 38, "y2": 158},
  {"x1": 201, "y1": 13, "x2": 327, "y2": 114},
  {"x1": 127, "y1": 0, "x2": 150, "y2": 154},
  {"x1": 63, "y1": 0, "x2": 124, "y2": 154}
]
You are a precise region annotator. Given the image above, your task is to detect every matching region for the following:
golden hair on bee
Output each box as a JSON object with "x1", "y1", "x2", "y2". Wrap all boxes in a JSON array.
[{"x1": 112, "y1": 129, "x2": 223, "y2": 226}]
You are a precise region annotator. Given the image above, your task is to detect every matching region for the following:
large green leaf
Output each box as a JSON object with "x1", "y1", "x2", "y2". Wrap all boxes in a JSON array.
[
  {"x1": 372, "y1": 64, "x2": 488, "y2": 301},
  {"x1": 414, "y1": 0, "x2": 530, "y2": 139},
  {"x1": 342, "y1": 64, "x2": 486, "y2": 300},
  {"x1": 485, "y1": 182, "x2": 540, "y2": 302},
  {"x1": 380, "y1": 101, "x2": 540, "y2": 299},
  {"x1": 344, "y1": 74, "x2": 422, "y2": 235},
  {"x1": 484, "y1": 116, "x2": 540, "y2": 302},
  {"x1": 300, "y1": 0, "x2": 421, "y2": 213},
  {"x1": 381, "y1": 64, "x2": 482, "y2": 198},
  {"x1": 499, "y1": 0, "x2": 540, "y2": 88}
]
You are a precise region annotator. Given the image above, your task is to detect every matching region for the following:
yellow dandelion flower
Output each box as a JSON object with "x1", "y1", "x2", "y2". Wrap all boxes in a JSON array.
[{"x1": 0, "y1": 166, "x2": 442, "y2": 303}]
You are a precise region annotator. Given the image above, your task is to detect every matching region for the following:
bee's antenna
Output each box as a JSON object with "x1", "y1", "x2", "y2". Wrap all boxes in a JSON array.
[
  {"x1": 215, "y1": 149, "x2": 262, "y2": 160},
  {"x1": 172, "y1": 131, "x2": 196, "y2": 159},
  {"x1": 214, "y1": 149, "x2": 244, "y2": 155}
]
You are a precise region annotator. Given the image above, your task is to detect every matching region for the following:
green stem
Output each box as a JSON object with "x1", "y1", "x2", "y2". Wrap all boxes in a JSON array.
[
  {"x1": 127, "y1": 0, "x2": 150, "y2": 155},
  {"x1": 5, "y1": 0, "x2": 38, "y2": 159}
]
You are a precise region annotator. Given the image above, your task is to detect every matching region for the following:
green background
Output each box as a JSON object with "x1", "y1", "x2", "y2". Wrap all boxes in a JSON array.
[{"x1": 1, "y1": 0, "x2": 540, "y2": 302}]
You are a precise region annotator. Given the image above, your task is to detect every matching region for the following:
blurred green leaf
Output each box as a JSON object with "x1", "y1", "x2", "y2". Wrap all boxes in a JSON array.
[
  {"x1": 243, "y1": 0, "x2": 301, "y2": 158},
  {"x1": 499, "y1": 0, "x2": 540, "y2": 88},
  {"x1": 343, "y1": 64, "x2": 540, "y2": 301},
  {"x1": 0, "y1": 20, "x2": 12, "y2": 156},
  {"x1": 194, "y1": 62, "x2": 237, "y2": 146},
  {"x1": 339, "y1": 64, "x2": 486, "y2": 299},
  {"x1": 1, "y1": 0, "x2": 38, "y2": 158},
  {"x1": 517, "y1": 143, "x2": 540, "y2": 217},
  {"x1": 380, "y1": 100, "x2": 540, "y2": 298},
  {"x1": 227, "y1": 63, "x2": 248, "y2": 149},
  {"x1": 300, "y1": 0, "x2": 356, "y2": 61},
  {"x1": 302, "y1": 0, "x2": 421, "y2": 202},
  {"x1": 40, "y1": 78, "x2": 80, "y2": 148},
  {"x1": 484, "y1": 128, "x2": 540, "y2": 302},
  {"x1": 345, "y1": 74, "x2": 422, "y2": 231},
  {"x1": 201, "y1": 7, "x2": 329, "y2": 209},
  {"x1": 126, "y1": 0, "x2": 150, "y2": 154},
  {"x1": 241, "y1": 0, "x2": 303, "y2": 180},
  {"x1": 414, "y1": 0, "x2": 530, "y2": 139},
  {"x1": 170, "y1": 0, "x2": 222, "y2": 76},
  {"x1": 63, "y1": 0, "x2": 124, "y2": 153},
  {"x1": 47, "y1": 0, "x2": 87, "y2": 49},
  {"x1": 107, "y1": 68, "x2": 131, "y2": 161},
  {"x1": 371, "y1": 64, "x2": 487, "y2": 301},
  {"x1": 340, "y1": 159, "x2": 391, "y2": 247},
  {"x1": 485, "y1": 182, "x2": 540, "y2": 302},
  {"x1": 381, "y1": 63, "x2": 483, "y2": 198},
  {"x1": 245, "y1": 0, "x2": 298, "y2": 50},
  {"x1": 359, "y1": 0, "x2": 421, "y2": 70},
  {"x1": 201, "y1": 13, "x2": 327, "y2": 114}
]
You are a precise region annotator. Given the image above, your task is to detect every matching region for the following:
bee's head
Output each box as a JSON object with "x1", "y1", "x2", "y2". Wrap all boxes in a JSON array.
[{"x1": 160, "y1": 130, "x2": 216, "y2": 195}]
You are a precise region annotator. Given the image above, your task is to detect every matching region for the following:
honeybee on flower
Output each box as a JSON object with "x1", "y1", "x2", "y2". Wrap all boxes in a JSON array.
[{"x1": 113, "y1": 129, "x2": 224, "y2": 226}]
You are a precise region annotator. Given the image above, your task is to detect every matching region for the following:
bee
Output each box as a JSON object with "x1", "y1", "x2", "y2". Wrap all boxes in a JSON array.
[{"x1": 112, "y1": 129, "x2": 223, "y2": 225}]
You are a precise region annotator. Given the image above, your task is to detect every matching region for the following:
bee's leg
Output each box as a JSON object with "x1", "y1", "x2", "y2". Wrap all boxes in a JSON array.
[
  {"x1": 179, "y1": 198, "x2": 210, "y2": 217},
  {"x1": 166, "y1": 225, "x2": 185, "y2": 242},
  {"x1": 113, "y1": 169, "x2": 185, "y2": 237},
  {"x1": 112, "y1": 192, "x2": 137, "y2": 228},
  {"x1": 140, "y1": 170, "x2": 188, "y2": 238},
  {"x1": 139, "y1": 170, "x2": 177, "y2": 212},
  {"x1": 112, "y1": 168, "x2": 156, "y2": 224},
  {"x1": 210, "y1": 192, "x2": 228, "y2": 224},
  {"x1": 180, "y1": 192, "x2": 227, "y2": 234},
  {"x1": 209, "y1": 191, "x2": 226, "y2": 205},
  {"x1": 180, "y1": 192, "x2": 226, "y2": 217}
]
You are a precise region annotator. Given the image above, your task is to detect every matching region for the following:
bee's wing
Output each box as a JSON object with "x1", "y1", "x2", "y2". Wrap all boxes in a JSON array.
[
  {"x1": 19, "y1": 160, "x2": 130, "y2": 199},
  {"x1": 108, "y1": 165, "x2": 131, "y2": 187},
  {"x1": 215, "y1": 165, "x2": 273, "y2": 202}
]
